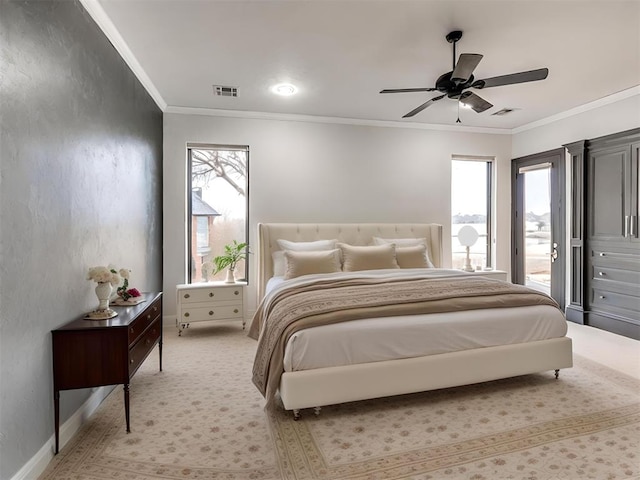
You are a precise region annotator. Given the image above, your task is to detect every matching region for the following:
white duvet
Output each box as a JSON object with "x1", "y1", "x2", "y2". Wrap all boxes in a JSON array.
[{"x1": 264, "y1": 269, "x2": 568, "y2": 372}]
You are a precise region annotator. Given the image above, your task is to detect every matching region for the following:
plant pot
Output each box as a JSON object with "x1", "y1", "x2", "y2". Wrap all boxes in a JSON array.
[{"x1": 225, "y1": 269, "x2": 235, "y2": 284}]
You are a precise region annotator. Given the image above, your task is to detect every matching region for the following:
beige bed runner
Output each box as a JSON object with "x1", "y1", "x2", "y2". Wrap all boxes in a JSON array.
[{"x1": 249, "y1": 274, "x2": 560, "y2": 405}]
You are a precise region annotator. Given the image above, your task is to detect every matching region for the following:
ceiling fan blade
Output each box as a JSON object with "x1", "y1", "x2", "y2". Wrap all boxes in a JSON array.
[
  {"x1": 472, "y1": 68, "x2": 549, "y2": 89},
  {"x1": 451, "y1": 53, "x2": 483, "y2": 83},
  {"x1": 402, "y1": 95, "x2": 446, "y2": 118},
  {"x1": 459, "y1": 91, "x2": 493, "y2": 113},
  {"x1": 380, "y1": 87, "x2": 438, "y2": 94}
]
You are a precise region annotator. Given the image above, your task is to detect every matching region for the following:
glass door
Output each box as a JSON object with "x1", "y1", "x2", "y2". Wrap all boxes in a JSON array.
[{"x1": 512, "y1": 149, "x2": 566, "y2": 307}]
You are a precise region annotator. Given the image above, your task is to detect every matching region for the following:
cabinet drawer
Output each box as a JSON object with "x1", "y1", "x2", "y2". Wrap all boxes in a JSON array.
[
  {"x1": 129, "y1": 297, "x2": 162, "y2": 347},
  {"x1": 129, "y1": 319, "x2": 161, "y2": 376},
  {"x1": 180, "y1": 304, "x2": 243, "y2": 322},
  {"x1": 592, "y1": 265, "x2": 640, "y2": 285},
  {"x1": 592, "y1": 288, "x2": 640, "y2": 313},
  {"x1": 179, "y1": 286, "x2": 243, "y2": 304}
]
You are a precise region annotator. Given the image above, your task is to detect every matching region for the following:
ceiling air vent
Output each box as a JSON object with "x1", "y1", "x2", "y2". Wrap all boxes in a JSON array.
[
  {"x1": 213, "y1": 85, "x2": 238, "y2": 97},
  {"x1": 492, "y1": 108, "x2": 519, "y2": 116}
]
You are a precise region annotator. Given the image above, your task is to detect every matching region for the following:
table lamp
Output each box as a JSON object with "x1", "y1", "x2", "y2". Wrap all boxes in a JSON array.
[{"x1": 458, "y1": 225, "x2": 479, "y2": 272}]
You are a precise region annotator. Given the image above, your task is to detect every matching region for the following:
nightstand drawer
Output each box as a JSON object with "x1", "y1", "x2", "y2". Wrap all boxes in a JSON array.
[
  {"x1": 592, "y1": 288, "x2": 640, "y2": 313},
  {"x1": 179, "y1": 286, "x2": 243, "y2": 303},
  {"x1": 180, "y1": 304, "x2": 243, "y2": 322}
]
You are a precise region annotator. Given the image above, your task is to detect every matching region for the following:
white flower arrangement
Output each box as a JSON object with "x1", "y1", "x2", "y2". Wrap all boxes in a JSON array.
[{"x1": 86, "y1": 266, "x2": 122, "y2": 286}]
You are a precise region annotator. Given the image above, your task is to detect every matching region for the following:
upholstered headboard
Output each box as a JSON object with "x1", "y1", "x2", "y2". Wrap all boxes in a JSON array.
[{"x1": 256, "y1": 223, "x2": 443, "y2": 300}]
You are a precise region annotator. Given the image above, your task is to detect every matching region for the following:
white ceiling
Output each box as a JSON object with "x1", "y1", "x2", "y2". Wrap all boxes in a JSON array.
[{"x1": 91, "y1": 0, "x2": 640, "y2": 130}]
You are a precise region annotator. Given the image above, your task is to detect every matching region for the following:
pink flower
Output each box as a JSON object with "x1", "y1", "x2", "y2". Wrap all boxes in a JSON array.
[{"x1": 127, "y1": 288, "x2": 141, "y2": 297}]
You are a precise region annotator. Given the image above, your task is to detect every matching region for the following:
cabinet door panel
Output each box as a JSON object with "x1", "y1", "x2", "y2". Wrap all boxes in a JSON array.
[{"x1": 589, "y1": 147, "x2": 628, "y2": 239}]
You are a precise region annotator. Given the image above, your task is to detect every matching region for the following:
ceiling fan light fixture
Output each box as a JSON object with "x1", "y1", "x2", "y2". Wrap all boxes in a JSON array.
[
  {"x1": 271, "y1": 83, "x2": 298, "y2": 96},
  {"x1": 459, "y1": 101, "x2": 473, "y2": 110}
]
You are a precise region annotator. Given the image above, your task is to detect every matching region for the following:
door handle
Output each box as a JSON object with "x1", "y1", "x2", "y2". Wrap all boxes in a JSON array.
[{"x1": 550, "y1": 242, "x2": 558, "y2": 263}]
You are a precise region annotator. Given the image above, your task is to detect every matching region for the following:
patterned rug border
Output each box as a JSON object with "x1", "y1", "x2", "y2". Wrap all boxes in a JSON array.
[{"x1": 41, "y1": 346, "x2": 640, "y2": 480}]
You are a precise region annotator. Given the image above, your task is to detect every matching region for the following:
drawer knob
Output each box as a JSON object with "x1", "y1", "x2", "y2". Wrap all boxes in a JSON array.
[
  {"x1": 146, "y1": 339, "x2": 151, "y2": 345},
  {"x1": 599, "y1": 271, "x2": 606, "y2": 276},
  {"x1": 234, "y1": 309, "x2": 239, "y2": 314},
  {"x1": 209, "y1": 292, "x2": 214, "y2": 297},
  {"x1": 130, "y1": 327, "x2": 134, "y2": 334},
  {"x1": 184, "y1": 293, "x2": 190, "y2": 299},
  {"x1": 130, "y1": 359, "x2": 134, "y2": 364},
  {"x1": 153, "y1": 306, "x2": 158, "y2": 312},
  {"x1": 234, "y1": 290, "x2": 239, "y2": 295},
  {"x1": 209, "y1": 311, "x2": 214, "y2": 316},
  {"x1": 599, "y1": 252, "x2": 606, "y2": 257},
  {"x1": 184, "y1": 312, "x2": 190, "y2": 317},
  {"x1": 147, "y1": 314, "x2": 151, "y2": 320},
  {"x1": 599, "y1": 295, "x2": 605, "y2": 299}
]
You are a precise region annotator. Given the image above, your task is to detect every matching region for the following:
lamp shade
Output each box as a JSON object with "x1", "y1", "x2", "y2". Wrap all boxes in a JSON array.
[{"x1": 458, "y1": 225, "x2": 479, "y2": 247}]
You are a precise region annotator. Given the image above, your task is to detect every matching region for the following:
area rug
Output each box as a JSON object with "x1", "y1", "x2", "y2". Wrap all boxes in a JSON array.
[{"x1": 40, "y1": 324, "x2": 640, "y2": 480}]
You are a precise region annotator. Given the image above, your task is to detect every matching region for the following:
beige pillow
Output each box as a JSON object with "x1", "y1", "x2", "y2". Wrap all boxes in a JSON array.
[
  {"x1": 396, "y1": 244, "x2": 429, "y2": 268},
  {"x1": 372, "y1": 236, "x2": 434, "y2": 268},
  {"x1": 283, "y1": 249, "x2": 341, "y2": 279},
  {"x1": 273, "y1": 239, "x2": 338, "y2": 276},
  {"x1": 338, "y1": 243, "x2": 399, "y2": 272}
]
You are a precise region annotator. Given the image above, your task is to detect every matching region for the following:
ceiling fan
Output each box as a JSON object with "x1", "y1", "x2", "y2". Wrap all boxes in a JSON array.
[{"x1": 380, "y1": 30, "x2": 549, "y2": 119}]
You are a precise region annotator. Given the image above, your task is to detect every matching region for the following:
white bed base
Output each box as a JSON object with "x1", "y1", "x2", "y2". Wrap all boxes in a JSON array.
[
  {"x1": 256, "y1": 223, "x2": 573, "y2": 418},
  {"x1": 280, "y1": 337, "x2": 573, "y2": 414}
]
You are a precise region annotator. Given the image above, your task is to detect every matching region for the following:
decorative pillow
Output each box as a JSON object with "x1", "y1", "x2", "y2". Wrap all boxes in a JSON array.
[
  {"x1": 273, "y1": 239, "x2": 338, "y2": 276},
  {"x1": 372, "y1": 236, "x2": 435, "y2": 268},
  {"x1": 395, "y1": 244, "x2": 429, "y2": 268},
  {"x1": 337, "y1": 243, "x2": 399, "y2": 272},
  {"x1": 283, "y1": 249, "x2": 342, "y2": 279}
]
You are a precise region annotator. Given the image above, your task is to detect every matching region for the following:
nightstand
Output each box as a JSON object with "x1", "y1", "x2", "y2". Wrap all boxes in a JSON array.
[
  {"x1": 462, "y1": 270, "x2": 508, "y2": 281},
  {"x1": 176, "y1": 282, "x2": 246, "y2": 335}
]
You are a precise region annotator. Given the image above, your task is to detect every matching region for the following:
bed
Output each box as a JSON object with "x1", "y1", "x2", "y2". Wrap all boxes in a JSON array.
[{"x1": 249, "y1": 223, "x2": 573, "y2": 419}]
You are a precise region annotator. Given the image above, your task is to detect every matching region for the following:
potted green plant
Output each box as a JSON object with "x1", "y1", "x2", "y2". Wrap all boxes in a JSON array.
[{"x1": 212, "y1": 240, "x2": 250, "y2": 283}]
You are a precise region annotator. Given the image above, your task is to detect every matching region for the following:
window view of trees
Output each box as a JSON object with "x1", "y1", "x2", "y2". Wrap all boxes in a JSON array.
[
  {"x1": 451, "y1": 159, "x2": 493, "y2": 269},
  {"x1": 188, "y1": 146, "x2": 248, "y2": 283}
]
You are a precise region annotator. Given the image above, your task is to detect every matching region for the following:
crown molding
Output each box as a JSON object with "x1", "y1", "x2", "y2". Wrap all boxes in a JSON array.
[
  {"x1": 164, "y1": 106, "x2": 512, "y2": 134},
  {"x1": 79, "y1": 0, "x2": 167, "y2": 111},
  {"x1": 513, "y1": 85, "x2": 640, "y2": 134}
]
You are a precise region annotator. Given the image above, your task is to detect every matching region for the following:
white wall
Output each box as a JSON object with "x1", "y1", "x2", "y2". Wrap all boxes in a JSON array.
[
  {"x1": 512, "y1": 93, "x2": 640, "y2": 158},
  {"x1": 164, "y1": 113, "x2": 512, "y2": 316}
]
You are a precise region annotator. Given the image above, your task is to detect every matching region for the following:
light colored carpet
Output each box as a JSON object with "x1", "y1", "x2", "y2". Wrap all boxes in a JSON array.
[{"x1": 41, "y1": 323, "x2": 640, "y2": 480}]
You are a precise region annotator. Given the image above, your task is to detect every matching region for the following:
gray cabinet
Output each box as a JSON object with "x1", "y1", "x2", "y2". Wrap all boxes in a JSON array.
[{"x1": 584, "y1": 129, "x2": 640, "y2": 339}]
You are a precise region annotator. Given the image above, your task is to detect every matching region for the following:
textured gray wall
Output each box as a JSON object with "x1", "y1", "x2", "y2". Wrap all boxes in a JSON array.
[{"x1": 0, "y1": 1, "x2": 163, "y2": 477}]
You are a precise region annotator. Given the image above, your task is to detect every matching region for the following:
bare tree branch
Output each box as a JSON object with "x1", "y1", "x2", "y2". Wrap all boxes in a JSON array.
[{"x1": 191, "y1": 149, "x2": 246, "y2": 196}]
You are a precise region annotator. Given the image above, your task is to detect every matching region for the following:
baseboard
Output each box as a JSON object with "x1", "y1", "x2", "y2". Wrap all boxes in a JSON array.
[{"x1": 10, "y1": 386, "x2": 113, "y2": 480}]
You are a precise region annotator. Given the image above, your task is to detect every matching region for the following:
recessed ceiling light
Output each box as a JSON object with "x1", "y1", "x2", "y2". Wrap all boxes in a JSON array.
[{"x1": 271, "y1": 83, "x2": 298, "y2": 96}]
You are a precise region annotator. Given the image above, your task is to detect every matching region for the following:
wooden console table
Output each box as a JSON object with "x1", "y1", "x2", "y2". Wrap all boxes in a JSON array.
[{"x1": 52, "y1": 291, "x2": 163, "y2": 454}]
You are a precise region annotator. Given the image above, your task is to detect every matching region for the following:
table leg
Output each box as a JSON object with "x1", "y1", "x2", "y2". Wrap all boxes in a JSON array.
[
  {"x1": 124, "y1": 383, "x2": 130, "y2": 433},
  {"x1": 54, "y1": 389, "x2": 60, "y2": 454}
]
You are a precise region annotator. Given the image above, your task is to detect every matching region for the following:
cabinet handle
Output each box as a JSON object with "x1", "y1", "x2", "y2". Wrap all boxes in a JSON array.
[
  {"x1": 234, "y1": 309, "x2": 239, "y2": 314},
  {"x1": 598, "y1": 271, "x2": 606, "y2": 276},
  {"x1": 209, "y1": 292, "x2": 214, "y2": 297},
  {"x1": 184, "y1": 294, "x2": 190, "y2": 299},
  {"x1": 599, "y1": 295, "x2": 605, "y2": 299},
  {"x1": 234, "y1": 290, "x2": 239, "y2": 295},
  {"x1": 184, "y1": 312, "x2": 190, "y2": 317},
  {"x1": 599, "y1": 252, "x2": 606, "y2": 257},
  {"x1": 209, "y1": 311, "x2": 214, "y2": 316},
  {"x1": 625, "y1": 215, "x2": 630, "y2": 237}
]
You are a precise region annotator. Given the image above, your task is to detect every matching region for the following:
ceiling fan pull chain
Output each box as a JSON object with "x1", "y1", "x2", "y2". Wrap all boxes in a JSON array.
[{"x1": 456, "y1": 101, "x2": 461, "y2": 124}]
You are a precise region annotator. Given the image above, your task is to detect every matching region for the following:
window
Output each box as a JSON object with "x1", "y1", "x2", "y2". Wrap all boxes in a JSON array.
[
  {"x1": 451, "y1": 157, "x2": 493, "y2": 269},
  {"x1": 187, "y1": 145, "x2": 249, "y2": 283}
]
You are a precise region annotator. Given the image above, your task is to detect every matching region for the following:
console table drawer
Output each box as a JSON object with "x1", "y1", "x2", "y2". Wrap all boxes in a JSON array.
[
  {"x1": 179, "y1": 286, "x2": 243, "y2": 304},
  {"x1": 128, "y1": 297, "x2": 162, "y2": 346},
  {"x1": 129, "y1": 319, "x2": 161, "y2": 377}
]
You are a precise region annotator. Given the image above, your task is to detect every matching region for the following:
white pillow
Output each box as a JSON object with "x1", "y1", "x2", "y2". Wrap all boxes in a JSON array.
[
  {"x1": 372, "y1": 236, "x2": 434, "y2": 268},
  {"x1": 283, "y1": 249, "x2": 341, "y2": 280},
  {"x1": 272, "y1": 239, "x2": 338, "y2": 276},
  {"x1": 337, "y1": 243, "x2": 399, "y2": 272}
]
